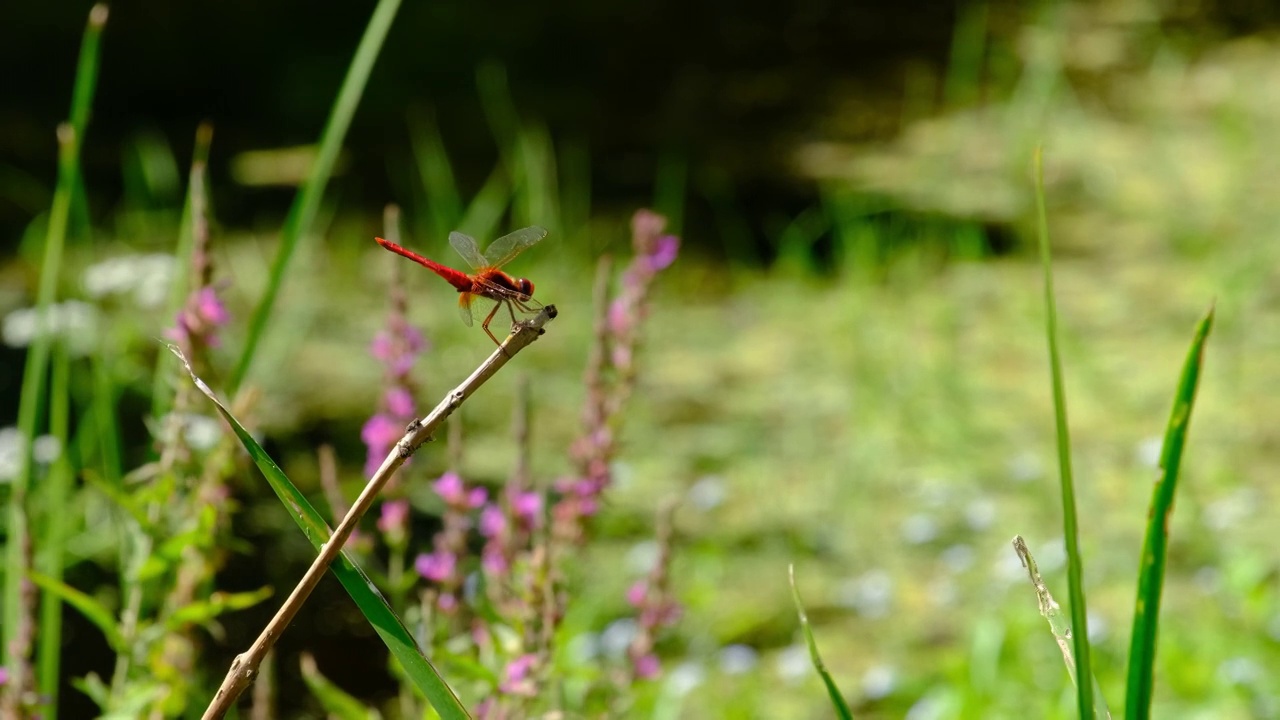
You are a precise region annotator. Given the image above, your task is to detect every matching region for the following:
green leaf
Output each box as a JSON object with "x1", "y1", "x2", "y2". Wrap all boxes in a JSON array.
[
  {"x1": 301, "y1": 652, "x2": 383, "y2": 720},
  {"x1": 1033, "y1": 147, "x2": 1098, "y2": 718},
  {"x1": 174, "y1": 347, "x2": 470, "y2": 720},
  {"x1": 788, "y1": 565, "x2": 854, "y2": 720},
  {"x1": 28, "y1": 570, "x2": 126, "y2": 653},
  {"x1": 1125, "y1": 305, "x2": 1214, "y2": 720},
  {"x1": 231, "y1": 0, "x2": 403, "y2": 392},
  {"x1": 167, "y1": 587, "x2": 273, "y2": 628}
]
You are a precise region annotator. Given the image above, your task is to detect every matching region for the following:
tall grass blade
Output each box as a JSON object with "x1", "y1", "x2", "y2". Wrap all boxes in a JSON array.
[
  {"x1": 4, "y1": 2, "x2": 108, "y2": 675},
  {"x1": 408, "y1": 106, "x2": 464, "y2": 242},
  {"x1": 1032, "y1": 147, "x2": 1096, "y2": 718},
  {"x1": 36, "y1": 344, "x2": 73, "y2": 716},
  {"x1": 788, "y1": 565, "x2": 854, "y2": 720},
  {"x1": 1124, "y1": 306, "x2": 1214, "y2": 719},
  {"x1": 231, "y1": 0, "x2": 402, "y2": 392},
  {"x1": 179, "y1": 350, "x2": 468, "y2": 719}
]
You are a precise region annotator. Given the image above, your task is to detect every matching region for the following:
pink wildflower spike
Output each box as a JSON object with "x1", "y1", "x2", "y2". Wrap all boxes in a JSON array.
[
  {"x1": 385, "y1": 387, "x2": 415, "y2": 417},
  {"x1": 433, "y1": 472, "x2": 465, "y2": 505},
  {"x1": 195, "y1": 286, "x2": 231, "y2": 324},
  {"x1": 370, "y1": 331, "x2": 394, "y2": 361},
  {"x1": 479, "y1": 505, "x2": 506, "y2": 538},
  {"x1": 633, "y1": 652, "x2": 662, "y2": 679},
  {"x1": 500, "y1": 654, "x2": 539, "y2": 695},
  {"x1": 648, "y1": 234, "x2": 680, "y2": 271},
  {"x1": 608, "y1": 297, "x2": 632, "y2": 336},
  {"x1": 415, "y1": 550, "x2": 456, "y2": 583},
  {"x1": 361, "y1": 414, "x2": 402, "y2": 476},
  {"x1": 626, "y1": 581, "x2": 647, "y2": 607},
  {"x1": 512, "y1": 490, "x2": 542, "y2": 524},
  {"x1": 481, "y1": 547, "x2": 508, "y2": 576},
  {"x1": 437, "y1": 592, "x2": 458, "y2": 613},
  {"x1": 378, "y1": 499, "x2": 410, "y2": 537},
  {"x1": 466, "y1": 486, "x2": 488, "y2": 508}
]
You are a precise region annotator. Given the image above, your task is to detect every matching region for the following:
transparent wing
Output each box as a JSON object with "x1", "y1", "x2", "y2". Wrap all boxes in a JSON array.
[
  {"x1": 449, "y1": 232, "x2": 487, "y2": 270},
  {"x1": 482, "y1": 226, "x2": 547, "y2": 269},
  {"x1": 457, "y1": 293, "x2": 476, "y2": 326}
]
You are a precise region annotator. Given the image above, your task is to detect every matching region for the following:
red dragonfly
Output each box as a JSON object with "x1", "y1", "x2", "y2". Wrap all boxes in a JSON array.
[{"x1": 374, "y1": 226, "x2": 547, "y2": 347}]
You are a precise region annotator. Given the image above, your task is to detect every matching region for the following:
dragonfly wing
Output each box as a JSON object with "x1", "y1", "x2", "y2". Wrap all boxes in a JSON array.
[
  {"x1": 458, "y1": 293, "x2": 475, "y2": 326},
  {"x1": 483, "y1": 226, "x2": 547, "y2": 268},
  {"x1": 449, "y1": 231, "x2": 488, "y2": 270}
]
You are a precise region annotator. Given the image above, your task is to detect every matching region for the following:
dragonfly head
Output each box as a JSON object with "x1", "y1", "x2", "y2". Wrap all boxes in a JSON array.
[{"x1": 515, "y1": 277, "x2": 534, "y2": 299}]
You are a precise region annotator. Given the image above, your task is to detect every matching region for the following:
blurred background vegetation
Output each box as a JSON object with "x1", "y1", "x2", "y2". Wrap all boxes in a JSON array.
[{"x1": 3, "y1": 0, "x2": 1280, "y2": 717}]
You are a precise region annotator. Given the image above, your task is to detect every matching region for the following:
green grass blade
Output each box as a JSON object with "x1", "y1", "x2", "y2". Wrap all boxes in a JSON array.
[
  {"x1": 177, "y1": 349, "x2": 469, "y2": 719},
  {"x1": 1033, "y1": 147, "x2": 1096, "y2": 718},
  {"x1": 408, "y1": 106, "x2": 464, "y2": 241},
  {"x1": 230, "y1": 0, "x2": 402, "y2": 393},
  {"x1": 788, "y1": 565, "x2": 854, "y2": 720},
  {"x1": 4, "y1": 2, "x2": 107, "y2": 672},
  {"x1": 456, "y1": 162, "x2": 512, "y2": 241},
  {"x1": 1125, "y1": 306, "x2": 1215, "y2": 719},
  {"x1": 36, "y1": 344, "x2": 73, "y2": 715},
  {"x1": 28, "y1": 570, "x2": 126, "y2": 654}
]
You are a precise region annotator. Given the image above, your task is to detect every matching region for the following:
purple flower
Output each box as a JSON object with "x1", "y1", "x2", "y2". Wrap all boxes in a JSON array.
[
  {"x1": 196, "y1": 286, "x2": 231, "y2": 325},
  {"x1": 415, "y1": 550, "x2": 456, "y2": 583},
  {"x1": 361, "y1": 414, "x2": 402, "y2": 476},
  {"x1": 646, "y1": 234, "x2": 680, "y2": 271},
  {"x1": 433, "y1": 472, "x2": 465, "y2": 505},
  {"x1": 384, "y1": 387, "x2": 415, "y2": 417},
  {"x1": 633, "y1": 652, "x2": 662, "y2": 679},
  {"x1": 501, "y1": 654, "x2": 539, "y2": 695},
  {"x1": 608, "y1": 298, "x2": 632, "y2": 336},
  {"x1": 437, "y1": 592, "x2": 458, "y2": 613},
  {"x1": 512, "y1": 491, "x2": 542, "y2": 524},
  {"x1": 378, "y1": 499, "x2": 410, "y2": 541},
  {"x1": 466, "y1": 486, "x2": 488, "y2": 508},
  {"x1": 482, "y1": 546, "x2": 508, "y2": 576},
  {"x1": 370, "y1": 331, "x2": 394, "y2": 362},
  {"x1": 626, "y1": 581, "x2": 647, "y2": 608},
  {"x1": 479, "y1": 504, "x2": 506, "y2": 538}
]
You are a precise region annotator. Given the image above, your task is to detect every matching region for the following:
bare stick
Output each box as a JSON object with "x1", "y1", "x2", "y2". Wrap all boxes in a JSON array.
[{"x1": 201, "y1": 305, "x2": 557, "y2": 719}]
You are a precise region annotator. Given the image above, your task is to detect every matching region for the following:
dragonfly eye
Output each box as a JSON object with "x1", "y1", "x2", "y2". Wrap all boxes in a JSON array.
[{"x1": 517, "y1": 278, "x2": 534, "y2": 297}]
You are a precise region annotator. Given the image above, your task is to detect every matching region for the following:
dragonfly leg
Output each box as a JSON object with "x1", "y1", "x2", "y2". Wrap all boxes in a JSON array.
[{"x1": 481, "y1": 300, "x2": 505, "y2": 350}]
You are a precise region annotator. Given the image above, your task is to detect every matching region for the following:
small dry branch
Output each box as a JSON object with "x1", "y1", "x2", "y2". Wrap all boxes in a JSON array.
[{"x1": 200, "y1": 305, "x2": 557, "y2": 719}]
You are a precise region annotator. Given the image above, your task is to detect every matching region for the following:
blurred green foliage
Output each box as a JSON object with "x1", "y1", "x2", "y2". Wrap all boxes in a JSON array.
[{"x1": 2, "y1": 0, "x2": 1280, "y2": 718}]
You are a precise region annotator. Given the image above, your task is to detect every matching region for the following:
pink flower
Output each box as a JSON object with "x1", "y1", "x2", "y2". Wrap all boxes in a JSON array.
[
  {"x1": 384, "y1": 387, "x2": 415, "y2": 417},
  {"x1": 466, "y1": 486, "x2": 489, "y2": 508},
  {"x1": 437, "y1": 592, "x2": 458, "y2": 613},
  {"x1": 479, "y1": 505, "x2": 506, "y2": 538},
  {"x1": 633, "y1": 652, "x2": 661, "y2": 679},
  {"x1": 433, "y1": 472, "x2": 465, "y2": 505},
  {"x1": 608, "y1": 298, "x2": 632, "y2": 336},
  {"x1": 370, "y1": 331, "x2": 394, "y2": 361},
  {"x1": 482, "y1": 546, "x2": 508, "y2": 576},
  {"x1": 415, "y1": 550, "x2": 456, "y2": 582},
  {"x1": 501, "y1": 654, "x2": 539, "y2": 695},
  {"x1": 512, "y1": 491, "x2": 542, "y2": 524},
  {"x1": 626, "y1": 581, "x2": 647, "y2": 608},
  {"x1": 361, "y1": 414, "x2": 402, "y2": 476},
  {"x1": 378, "y1": 499, "x2": 410, "y2": 540},
  {"x1": 196, "y1": 286, "x2": 230, "y2": 325},
  {"x1": 646, "y1": 234, "x2": 680, "y2": 271}
]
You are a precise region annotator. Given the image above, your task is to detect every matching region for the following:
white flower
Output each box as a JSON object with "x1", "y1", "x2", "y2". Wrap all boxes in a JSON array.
[
  {"x1": 0, "y1": 427, "x2": 25, "y2": 482},
  {"x1": 32, "y1": 435, "x2": 60, "y2": 464},
  {"x1": 82, "y1": 254, "x2": 177, "y2": 308},
  {"x1": 718, "y1": 644, "x2": 758, "y2": 675},
  {"x1": 2, "y1": 301, "x2": 99, "y2": 354}
]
